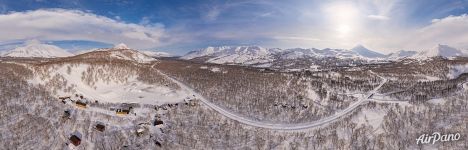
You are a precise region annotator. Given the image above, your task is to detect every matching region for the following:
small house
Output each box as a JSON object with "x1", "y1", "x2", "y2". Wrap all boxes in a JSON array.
[
  {"x1": 116, "y1": 108, "x2": 130, "y2": 116},
  {"x1": 95, "y1": 123, "x2": 105, "y2": 132},
  {"x1": 136, "y1": 127, "x2": 146, "y2": 136},
  {"x1": 75, "y1": 101, "x2": 87, "y2": 109},
  {"x1": 115, "y1": 104, "x2": 135, "y2": 116},
  {"x1": 63, "y1": 109, "x2": 73, "y2": 119},
  {"x1": 69, "y1": 131, "x2": 82, "y2": 146},
  {"x1": 58, "y1": 96, "x2": 70, "y2": 100},
  {"x1": 154, "y1": 120, "x2": 164, "y2": 128}
]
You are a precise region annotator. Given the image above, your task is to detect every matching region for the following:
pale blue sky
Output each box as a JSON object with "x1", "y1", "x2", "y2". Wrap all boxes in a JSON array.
[{"x1": 0, "y1": 0, "x2": 467, "y2": 55}]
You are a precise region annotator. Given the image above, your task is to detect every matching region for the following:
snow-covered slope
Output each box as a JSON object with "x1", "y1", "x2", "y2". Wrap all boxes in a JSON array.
[
  {"x1": 29, "y1": 64, "x2": 191, "y2": 105},
  {"x1": 113, "y1": 43, "x2": 130, "y2": 49},
  {"x1": 2, "y1": 40, "x2": 72, "y2": 58},
  {"x1": 350, "y1": 45, "x2": 385, "y2": 58},
  {"x1": 181, "y1": 46, "x2": 377, "y2": 65},
  {"x1": 280, "y1": 48, "x2": 364, "y2": 60},
  {"x1": 109, "y1": 49, "x2": 156, "y2": 63},
  {"x1": 181, "y1": 46, "x2": 230, "y2": 60},
  {"x1": 141, "y1": 50, "x2": 172, "y2": 57},
  {"x1": 386, "y1": 50, "x2": 418, "y2": 60},
  {"x1": 416, "y1": 44, "x2": 467, "y2": 58},
  {"x1": 182, "y1": 46, "x2": 275, "y2": 64},
  {"x1": 73, "y1": 44, "x2": 157, "y2": 63}
]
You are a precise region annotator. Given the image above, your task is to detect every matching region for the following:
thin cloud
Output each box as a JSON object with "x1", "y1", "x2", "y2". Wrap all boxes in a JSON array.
[
  {"x1": 202, "y1": 6, "x2": 221, "y2": 21},
  {"x1": 407, "y1": 14, "x2": 468, "y2": 50},
  {"x1": 367, "y1": 15, "x2": 390, "y2": 21}
]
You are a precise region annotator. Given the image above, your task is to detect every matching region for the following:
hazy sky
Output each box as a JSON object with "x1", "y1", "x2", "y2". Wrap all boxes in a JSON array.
[{"x1": 0, "y1": 0, "x2": 468, "y2": 55}]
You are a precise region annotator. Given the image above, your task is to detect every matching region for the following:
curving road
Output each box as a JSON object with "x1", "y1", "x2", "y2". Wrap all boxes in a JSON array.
[{"x1": 155, "y1": 65, "x2": 387, "y2": 131}]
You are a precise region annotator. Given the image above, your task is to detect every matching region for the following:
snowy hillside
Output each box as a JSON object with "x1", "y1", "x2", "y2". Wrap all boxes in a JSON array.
[
  {"x1": 181, "y1": 45, "x2": 384, "y2": 66},
  {"x1": 386, "y1": 50, "x2": 418, "y2": 60},
  {"x1": 113, "y1": 43, "x2": 130, "y2": 49},
  {"x1": 29, "y1": 63, "x2": 191, "y2": 105},
  {"x1": 141, "y1": 50, "x2": 172, "y2": 57},
  {"x1": 280, "y1": 48, "x2": 365, "y2": 59},
  {"x1": 350, "y1": 45, "x2": 385, "y2": 58},
  {"x1": 72, "y1": 44, "x2": 157, "y2": 63},
  {"x1": 182, "y1": 46, "x2": 275, "y2": 64},
  {"x1": 2, "y1": 40, "x2": 72, "y2": 58},
  {"x1": 416, "y1": 44, "x2": 467, "y2": 58},
  {"x1": 108, "y1": 49, "x2": 156, "y2": 63}
]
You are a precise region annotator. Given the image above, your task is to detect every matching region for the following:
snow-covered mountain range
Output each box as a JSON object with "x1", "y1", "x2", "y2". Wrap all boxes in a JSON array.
[
  {"x1": 2, "y1": 40, "x2": 72, "y2": 58},
  {"x1": 141, "y1": 50, "x2": 172, "y2": 57},
  {"x1": 386, "y1": 50, "x2": 418, "y2": 60},
  {"x1": 182, "y1": 46, "x2": 274, "y2": 64},
  {"x1": 0, "y1": 41, "x2": 170, "y2": 62},
  {"x1": 181, "y1": 44, "x2": 468, "y2": 65},
  {"x1": 351, "y1": 45, "x2": 385, "y2": 58},
  {"x1": 181, "y1": 45, "x2": 384, "y2": 65},
  {"x1": 415, "y1": 44, "x2": 467, "y2": 58},
  {"x1": 2, "y1": 41, "x2": 467, "y2": 63}
]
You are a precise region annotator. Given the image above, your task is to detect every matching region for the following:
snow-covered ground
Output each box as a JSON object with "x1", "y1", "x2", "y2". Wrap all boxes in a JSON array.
[
  {"x1": 352, "y1": 108, "x2": 386, "y2": 133},
  {"x1": 108, "y1": 50, "x2": 156, "y2": 63},
  {"x1": 447, "y1": 64, "x2": 468, "y2": 79},
  {"x1": 158, "y1": 69, "x2": 388, "y2": 131},
  {"x1": 28, "y1": 64, "x2": 191, "y2": 105}
]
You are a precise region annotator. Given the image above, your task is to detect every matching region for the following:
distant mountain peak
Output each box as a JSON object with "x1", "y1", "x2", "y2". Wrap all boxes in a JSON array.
[
  {"x1": 351, "y1": 44, "x2": 366, "y2": 50},
  {"x1": 2, "y1": 40, "x2": 72, "y2": 58},
  {"x1": 350, "y1": 45, "x2": 385, "y2": 58},
  {"x1": 387, "y1": 50, "x2": 418, "y2": 60},
  {"x1": 417, "y1": 44, "x2": 466, "y2": 58},
  {"x1": 113, "y1": 43, "x2": 130, "y2": 49},
  {"x1": 181, "y1": 46, "x2": 273, "y2": 64}
]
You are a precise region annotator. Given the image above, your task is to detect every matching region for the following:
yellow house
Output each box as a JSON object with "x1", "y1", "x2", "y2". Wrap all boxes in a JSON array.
[
  {"x1": 115, "y1": 108, "x2": 130, "y2": 116},
  {"x1": 75, "y1": 101, "x2": 87, "y2": 109}
]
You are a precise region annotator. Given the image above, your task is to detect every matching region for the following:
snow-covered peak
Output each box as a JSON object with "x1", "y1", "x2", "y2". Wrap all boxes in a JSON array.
[
  {"x1": 108, "y1": 49, "x2": 156, "y2": 63},
  {"x1": 141, "y1": 50, "x2": 172, "y2": 57},
  {"x1": 386, "y1": 50, "x2": 418, "y2": 60},
  {"x1": 181, "y1": 46, "x2": 274, "y2": 64},
  {"x1": 113, "y1": 43, "x2": 130, "y2": 49},
  {"x1": 350, "y1": 45, "x2": 385, "y2": 58},
  {"x1": 2, "y1": 40, "x2": 72, "y2": 58},
  {"x1": 74, "y1": 47, "x2": 156, "y2": 63},
  {"x1": 181, "y1": 46, "x2": 233, "y2": 60},
  {"x1": 417, "y1": 44, "x2": 467, "y2": 58},
  {"x1": 181, "y1": 45, "x2": 386, "y2": 65}
]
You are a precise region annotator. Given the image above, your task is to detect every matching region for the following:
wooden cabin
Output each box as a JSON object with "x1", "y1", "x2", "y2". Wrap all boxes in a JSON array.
[
  {"x1": 69, "y1": 131, "x2": 82, "y2": 146},
  {"x1": 136, "y1": 127, "x2": 146, "y2": 136},
  {"x1": 154, "y1": 120, "x2": 164, "y2": 128},
  {"x1": 58, "y1": 96, "x2": 70, "y2": 100},
  {"x1": 95, "y1": 123, "x2": 105, "y2": 132},
  {"x1": 75, "y1": 101, "x2": 87, "y2": 109},
  {"x1": 116, "y1": 108, "x2": 130, "y2": 116},
  {"x1": 63, "y1": 110, "x2": 73, "y2": 119}
]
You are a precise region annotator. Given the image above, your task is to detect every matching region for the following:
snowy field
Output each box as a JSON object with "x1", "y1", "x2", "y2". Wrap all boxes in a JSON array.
[{"x1": 28, "y1": 64, "x2": 191, "y2": 105}]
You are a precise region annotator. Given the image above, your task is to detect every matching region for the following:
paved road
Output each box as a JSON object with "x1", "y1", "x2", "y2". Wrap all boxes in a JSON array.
[{"x1": 156, "y1": 66, "x2": 387, "y2": 131}]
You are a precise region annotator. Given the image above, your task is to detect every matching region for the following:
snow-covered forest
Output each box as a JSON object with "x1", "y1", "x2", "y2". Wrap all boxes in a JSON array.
[{"x1": 0, "y1": 52, "x2": 467, "y2": 149}]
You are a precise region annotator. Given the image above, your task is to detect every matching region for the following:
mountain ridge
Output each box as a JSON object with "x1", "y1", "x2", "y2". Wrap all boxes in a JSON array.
[{"x1": 2, "y1": 40, "x2": 72, "y2": 58}]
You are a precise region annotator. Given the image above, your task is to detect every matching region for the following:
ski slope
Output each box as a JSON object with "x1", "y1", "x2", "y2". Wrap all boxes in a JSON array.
[{"x1": 156, "y1": 65, "x2": 388, "y2": 131}]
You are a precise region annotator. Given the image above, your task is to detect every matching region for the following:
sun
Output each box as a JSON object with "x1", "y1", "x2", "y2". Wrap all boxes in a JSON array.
[
  {"x1": 323, "y1": 2, "x2": 360, "y2": 37},
  {"x1": 336, "y1": 24, "x2": 351, "y2": 35}
]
